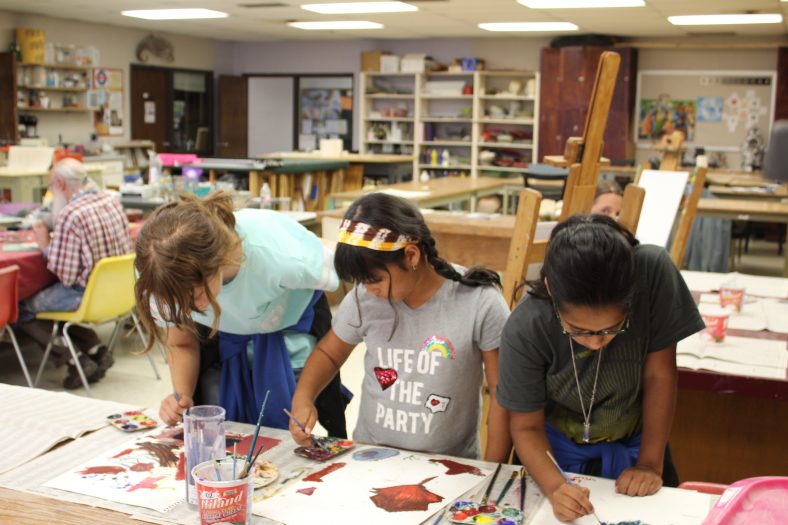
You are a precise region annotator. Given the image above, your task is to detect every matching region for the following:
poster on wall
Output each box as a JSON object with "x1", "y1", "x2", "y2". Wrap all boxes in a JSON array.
[
  {"x1": 89, "y1": 68, "x2": 124, "y2": 135},
  {"x1": 638, "y1": 96, "x2": 696, "y2": 141},
  {"x1": 298, "y1": 83, "x2": 353, "y2": 152}
]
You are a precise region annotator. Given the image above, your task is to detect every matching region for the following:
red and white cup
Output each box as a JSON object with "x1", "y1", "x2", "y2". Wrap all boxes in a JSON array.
[
  {"x1": 700, "y1": 308, "x2": 731, "y2": 344},
  {"x1": 719, "y1": 285, "x2": 746, "y2": 313},
  {"x1": 192, "y1": 459, "x2": 254, "y2": 525}
]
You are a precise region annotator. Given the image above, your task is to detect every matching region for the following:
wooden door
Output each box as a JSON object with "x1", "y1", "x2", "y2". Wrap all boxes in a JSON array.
[
  {"x1": 0, "y1": 52, "x2": 18, "y2": 144},
  {"x1": 539, "y1": 49, "x2": 562, "y2": 158},
  {"x1": 776, "y1": 47, "x2": 788, "y2": 121},
  {"x1": 131, "y1": 66, "x2": 170, "y2": 152},
  {"x1": 217, "y1": 75, "x2": 248, "y2": 158}
]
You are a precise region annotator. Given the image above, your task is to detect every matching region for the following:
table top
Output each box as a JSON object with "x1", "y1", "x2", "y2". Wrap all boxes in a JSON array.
[
  {"x1": 708, "y1": 184, "x2": 788, "y2": 200},
  {"x1": 328, "y1": 176, "x2": 520, "y2": 204},
  {"x1": 697, "y1": 198, "x2": 788, "y2": 221},
  {"x1": 0, "y1": 230, "x2": 56, "y2": 300},
  {"x1": 0, "y1": 165, "x2": 102, "y2": 177},
  {"x1": 186, "y1": 158, "x2": 349, "y2": 173},
  {"x1": 258, "y1": 152, "x2": 415, "y2": 164}
]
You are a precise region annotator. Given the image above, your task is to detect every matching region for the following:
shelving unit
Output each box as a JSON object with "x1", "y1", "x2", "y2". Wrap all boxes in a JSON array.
[
  {"x1": 360, "y1": 70, "x2": 539, "y2": 181},
  {"x1": 16, "y1": 62, "x2": 90, "y2": 111}
]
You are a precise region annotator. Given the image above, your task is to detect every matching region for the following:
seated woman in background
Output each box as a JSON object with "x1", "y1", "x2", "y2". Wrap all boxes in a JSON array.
[{"x1": 590, "y1": 179, "x2": 624, "y2": 220}]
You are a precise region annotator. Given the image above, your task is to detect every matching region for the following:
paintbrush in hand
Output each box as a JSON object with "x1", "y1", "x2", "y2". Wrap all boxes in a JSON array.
[
  {"x1": 546, "y1": 450, "x2": 602, "y2": 525},
  {"x1": 519, "y1": 467, "x2": 527, "y2": 511},
  {"x1": 481, "y1": 463, "x2": 502, "y2": 505},
  {"x1": 283, "y1": 408, "x2": 325, "y2": 450}
]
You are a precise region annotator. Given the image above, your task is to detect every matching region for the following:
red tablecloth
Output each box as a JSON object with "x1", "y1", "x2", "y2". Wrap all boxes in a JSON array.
[{"x1": 0, "y1": 231, "x2": 57, "y2": 301}]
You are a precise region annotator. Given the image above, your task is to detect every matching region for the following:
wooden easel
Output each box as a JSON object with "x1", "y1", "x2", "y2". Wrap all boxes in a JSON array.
[
  {"x1": 656, "y1": 130, "x2": 685, "y2": 171},
  {"x1": 542, "y1": 51, "x2": 622, "y2": 219}
]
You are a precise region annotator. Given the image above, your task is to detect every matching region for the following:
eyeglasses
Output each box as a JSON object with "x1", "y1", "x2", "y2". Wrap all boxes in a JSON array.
[{"x1": 553, "y1": 305, "x2": 629, "y2": 338}]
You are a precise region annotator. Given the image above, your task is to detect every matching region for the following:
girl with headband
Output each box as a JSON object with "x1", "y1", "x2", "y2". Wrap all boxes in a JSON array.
[
  {"x1": 289, "y1": 192, "x2": 512, "y2": 461},
  {"x1": 135, "y1": 191, "x2": 348, "y2": 435},
  {"x1": 497, "y1": 214, "x2": 704, "y2": 522}
]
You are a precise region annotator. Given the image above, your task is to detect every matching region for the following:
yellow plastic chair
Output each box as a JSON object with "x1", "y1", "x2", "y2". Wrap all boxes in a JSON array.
[{"x1": 34, "y1": 253, "x2": 161, "y2": 394}]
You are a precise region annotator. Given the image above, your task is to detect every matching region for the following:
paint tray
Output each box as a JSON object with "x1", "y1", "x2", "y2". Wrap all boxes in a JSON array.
[
  {"x1": 701, "y1": 476, "x2": 788, "y2": 525},
  {"x1": 106, "y1": 411, "x2": 158, "y2": 432},
  {"x1": 293, "y1": 436, "x2": 354, "y2": 462},
  {"x1": 446, "y1": 500, "x2": 524, "y2": 524}
]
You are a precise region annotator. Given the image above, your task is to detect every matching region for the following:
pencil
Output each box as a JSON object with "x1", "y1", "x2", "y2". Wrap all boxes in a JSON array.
[
  {"x1": 495, "y1": 471, "x2": 518, "y2": 504},
  {"x1": 482, "y1": 463, "x2": 502, "y2": 504},
  {"x1": 546, "y1": 451, "x2": 602, "y2": 525},
  {"x1": 519, "y1": 467, "x2": 526, "y2": 511}
]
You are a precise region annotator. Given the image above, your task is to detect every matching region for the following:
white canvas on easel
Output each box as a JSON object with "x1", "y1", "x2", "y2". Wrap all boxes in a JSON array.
[{"x1": 635, "y1": 169, "x2": 690, "y2": 247}]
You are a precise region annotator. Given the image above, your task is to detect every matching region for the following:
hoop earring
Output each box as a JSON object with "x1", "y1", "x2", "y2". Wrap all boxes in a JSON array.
[{"x1": 411, "y1": 264, "x2": 417, "y2": 271}]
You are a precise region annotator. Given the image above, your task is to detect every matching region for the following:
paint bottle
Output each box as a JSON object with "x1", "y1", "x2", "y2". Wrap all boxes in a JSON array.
[
  {"x1": 420, "y1": 170, "x2": 430, "y2": 183},
  {"x1": 260, "y1": 182, "x2": 273, "y2": 210},
  {"x1": 430, "y1": 149, "x2": 438, "y2": 166}
]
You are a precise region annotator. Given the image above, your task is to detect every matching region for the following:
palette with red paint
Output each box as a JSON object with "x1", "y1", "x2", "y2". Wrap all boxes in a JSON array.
[
  {"x1": 106, "y1": 411, "x2": 158, "y2": 432},
  {"x1": 294, "y1": 436, "x2": 354, "y2": 462},
  {"x1": 446, "y1": 501, "x2": 523, "y2": 525}
]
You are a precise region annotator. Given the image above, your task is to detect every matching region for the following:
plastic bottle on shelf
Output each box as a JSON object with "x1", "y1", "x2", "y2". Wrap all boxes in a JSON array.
[
  {"x1": 441, "y1": 149, "x2": 450, "y2": 167},
  {"x1": 420, "y1": 170, "x2": 430, "y2": 183},
  {"x1": 260, "y1": 182, "x2": 273, "y2": 210},
  {"x1": 147, "y1": 150, "x2": 162, "y2": 197},
  {"x1": 430, "y1": 149, "x2": 438, "y2": 166}
]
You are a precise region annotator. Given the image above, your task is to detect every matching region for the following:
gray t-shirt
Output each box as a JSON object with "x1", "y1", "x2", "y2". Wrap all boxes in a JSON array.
[
  {"x1": 497, "y1": 245, "x2": 704, "y2": 443},
  {"x1": 333, "y1": 277, "x2": 510, "y2": 459}
]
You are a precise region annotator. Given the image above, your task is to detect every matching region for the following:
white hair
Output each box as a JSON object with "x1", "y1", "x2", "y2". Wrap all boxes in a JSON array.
[{"x1": 51, "y1": 158, "x2": 90, "y2": 192}]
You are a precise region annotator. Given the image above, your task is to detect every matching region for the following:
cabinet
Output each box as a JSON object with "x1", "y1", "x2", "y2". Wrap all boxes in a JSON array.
[
  {"x1": 360, "y1": 70, "x2": 540, "y2": 180},
  {"x1": 539, "y1": 46, "x2": 637, "y2": 163}
]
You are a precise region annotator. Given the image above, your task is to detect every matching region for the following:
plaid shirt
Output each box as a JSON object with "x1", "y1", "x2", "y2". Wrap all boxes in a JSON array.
[{"x1": 47, "y1": 190, "x2": 132, "y2": 287}]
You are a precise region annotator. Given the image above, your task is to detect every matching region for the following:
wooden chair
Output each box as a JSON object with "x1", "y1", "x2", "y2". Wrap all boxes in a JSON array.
[{"x1": 670, "y1": 166, "x2": 707, "y2": 268}]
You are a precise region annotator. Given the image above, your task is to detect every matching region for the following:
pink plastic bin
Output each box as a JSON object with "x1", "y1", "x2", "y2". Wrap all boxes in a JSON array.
[
  {"x1": 157, "y1": 153, "x2": 200, "y2": 167},
  {"x1": 702, "y1": 476, "x2": 788, "y2": 525}
]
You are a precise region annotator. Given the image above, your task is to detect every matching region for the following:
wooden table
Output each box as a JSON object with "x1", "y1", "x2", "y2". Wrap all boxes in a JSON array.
[
  {"x1": 708, "y1": 184, "x2": 788, "y2": 201},
  {"x1": 258, "y1": 152, "x2": 415, "y2": 185},
  {"x1": 0, "y1": 165, "x2": 103, "y2": 202},
  {"x1": 326, "y1": 176, "x2": 522, "y2": 213},
  {"x1": 697, "y1": 198, "x2": 788, "y2": 276},
  {"x1": 0, "y1": 230, "x2": 56, "y2": 300}
]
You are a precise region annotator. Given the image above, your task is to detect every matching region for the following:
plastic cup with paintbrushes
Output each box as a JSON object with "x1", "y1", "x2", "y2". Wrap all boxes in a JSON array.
[
  {"x1": 546, "y1": 450, "x2": 603, "y2": 525},
  {"x1": 283, "y1": 408, "x2": 326, "y2": 450}
]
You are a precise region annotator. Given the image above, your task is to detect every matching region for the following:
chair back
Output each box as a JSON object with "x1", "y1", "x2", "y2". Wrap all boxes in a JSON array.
[
  {"x1": 69, "y1": 254, "x2": 137, "y2": 323},
  {"x1": 0, "y1": 265, "x2": 20, "y2": 327}
]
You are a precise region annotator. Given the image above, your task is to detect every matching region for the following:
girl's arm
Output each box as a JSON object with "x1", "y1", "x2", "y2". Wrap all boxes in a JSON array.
[
  {"x1": 616, "y1": 345, "x2": 677, "y2": 497},
  {"x1": 511, "y1": 409, "x2": 595, "y2": 522},
  {"x1": 481, "y1": 349, "x2": 512, "y2": 463},
  {"x1": 290, "y1": 329, "x2": 355, "y2": 445},
  {"x1": 159, "y1": 326, "x2": 200, "y2": 425}
]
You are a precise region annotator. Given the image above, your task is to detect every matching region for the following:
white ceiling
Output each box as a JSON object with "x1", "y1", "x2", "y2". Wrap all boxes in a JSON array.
[{"x1": 0, "y1": 0, "x2": 787, "y2": 41}]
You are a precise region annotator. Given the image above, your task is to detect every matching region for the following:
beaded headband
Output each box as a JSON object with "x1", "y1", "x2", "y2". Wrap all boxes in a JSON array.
[{"x1": 337, "y1": 219, "x2": 416, "y2": 251}]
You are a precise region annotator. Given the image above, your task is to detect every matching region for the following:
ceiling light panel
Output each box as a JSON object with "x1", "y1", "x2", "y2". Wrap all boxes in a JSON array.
[
  {"x1": 478, "y1": 22, "x2": 579, "y2": 32},
  {"x1": 668, "y1": 14, "x2": 783, "y2": 26},
  {"x1": 301, "y1": 2, "x2": 417, "y2": 14},
  {"x1": 288, "y1": 20, "x2": 384, "y2": 29},
  {"x1": 121, "y1": 9, "x2": 228, "y2": 20},
  {"x1": 517, "y1": 0, "x2": 644, "y2": 8}
]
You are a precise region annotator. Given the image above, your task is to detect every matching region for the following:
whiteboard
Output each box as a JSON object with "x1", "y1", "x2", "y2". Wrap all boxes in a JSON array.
[
  {"x1": 635, "y1": 70, "x2": 776, "y2": 152},
  {"x1": 635, "y1": 169, "x2": 690, "y2": 247}
]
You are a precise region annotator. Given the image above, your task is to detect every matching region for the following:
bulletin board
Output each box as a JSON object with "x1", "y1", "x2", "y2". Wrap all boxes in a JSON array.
[
  {"x1": 635, "y1": 70, "x2": 776, "y2": 152},
  {"x1": 88, "y1": 68, "x2": 124, "y2": 136}
]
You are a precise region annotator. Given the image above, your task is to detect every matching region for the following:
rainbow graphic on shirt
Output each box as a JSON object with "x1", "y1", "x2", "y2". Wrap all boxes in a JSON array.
[{"x1": 421, "y1": 336, "x2": 456, "y2": 360}]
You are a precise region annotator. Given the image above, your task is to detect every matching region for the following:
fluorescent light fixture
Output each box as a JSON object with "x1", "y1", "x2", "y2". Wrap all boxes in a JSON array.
[
  {"x1": 288, "y1": 20, "x2": 383, "y2": 30},
  {"x1": 668, "y1": 14, "x2": 782, "y2": 26},
  {"x1": 121, "y1": 9, "x2": 228, "y2": 20},
  {"x1": 518, "y1": 0, "x2": 644, "y2": 8},
  {"x1": 301, "y1": 2, "x2": 417, "y2": 14},
  {"x1": 479, "y1": 22, "x2": 578, "y2": 32}
]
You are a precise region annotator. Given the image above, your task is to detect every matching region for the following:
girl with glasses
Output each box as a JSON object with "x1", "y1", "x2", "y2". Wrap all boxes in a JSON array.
[
  {"x1": 288, "y1": 193, "x2": 512, "y2": 462},
  {"x1": 497, "y1": 214, "x2": 704, "y2": 522}
]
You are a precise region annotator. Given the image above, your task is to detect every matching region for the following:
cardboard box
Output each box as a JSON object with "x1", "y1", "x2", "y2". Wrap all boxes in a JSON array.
[
  {"x1": 361, "y1": 50, "x2": 388, "y2": 72},
  {"x1": 401, "y1": 53, "x2": 439, "y2": 73},
  {"x1": 16, "y1": 28, "x2": 45, "y2": 64},
  {"x1": 380, "y1": 55, "x2": 400, "y2": 73}
]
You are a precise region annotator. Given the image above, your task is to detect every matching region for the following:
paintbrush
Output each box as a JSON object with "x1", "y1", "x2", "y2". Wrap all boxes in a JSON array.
[
  {"x1": 481, "y1": 463, "x2": 502, "y2": 505},
  {"x1": 212, "y1": 459, "x2": 223, "y2": 481},
  {"x1": 519, "y1": 467, "x2": 526, "y2": 511},
  {"x1": 241, "y1": 389, "x2": 270, "y2": 478},
  {"x1": 496, "y1": 470, "x2": 518, "y2": 504},
  {"x1": 546, "y1": 451, "x2": 603, "y2": 525},
  {"x1": 232, "y1": 443, "x2": 237, "y2": 480},
  {"x1": 282, "y1": 408, "x2": 326, "y2": 450}
]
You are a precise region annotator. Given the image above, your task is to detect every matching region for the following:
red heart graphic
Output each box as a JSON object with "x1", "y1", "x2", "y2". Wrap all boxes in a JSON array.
[
  {"x1": 374, "y1": 367, "x2": 398, "y2": 390},
  {"x1": 431, "y1": 399, "x2": 439, "y2": 406}
]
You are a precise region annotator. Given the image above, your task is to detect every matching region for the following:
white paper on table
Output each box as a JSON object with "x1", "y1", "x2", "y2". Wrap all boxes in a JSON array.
[
  {"x1": 763, "y1": 299, "x2": 788, "y2": 334},
  {"x1": 257, "y1": 447, "x2": 494, "y2": 525},
  {"x1": 677, "y1": 335, "x2": 788, "y2": 379},
  {"x1": 0, "y1": 384, "x2": 138, "y2": 474},
  {"x1": 526, "y1": 474, "x2": 714, "y2": 525},
  {"x1": 377, "y1": 188, "x2": 432, "y2": 199},
  {"x1": 680, "y1": 270, "x2": 729, "y2": 293},
  {"x1": 698, "y1": 301, "x2": 768, "y2": 331},
  {"x1": 681, "y1": 271, "x2": 788, "y2": 300}
]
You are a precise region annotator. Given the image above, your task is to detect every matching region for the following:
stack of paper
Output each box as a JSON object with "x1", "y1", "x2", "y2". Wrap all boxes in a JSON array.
[{"x1": 677, "y1": 335, "x2": 788, "y2": 380}]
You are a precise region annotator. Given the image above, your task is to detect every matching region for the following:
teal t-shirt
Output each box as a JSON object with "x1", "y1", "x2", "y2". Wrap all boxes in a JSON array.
[{"x1": 156, "y1": 209, "x2": 339, "y2": 368}]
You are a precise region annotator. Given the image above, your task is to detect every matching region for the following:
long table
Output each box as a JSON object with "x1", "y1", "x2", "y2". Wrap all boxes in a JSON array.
[
  {"x1": 326, "y1": 176, "x2": 521, "y2": 212},
  {"x1": 258, "y1": 152, "x2": 415, "y2": 185}
]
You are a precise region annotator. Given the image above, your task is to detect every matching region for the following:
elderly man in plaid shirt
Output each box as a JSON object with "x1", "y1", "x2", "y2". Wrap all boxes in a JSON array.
[{"x1": 19, "y1": 158, "x2": 132, "y2": 389}]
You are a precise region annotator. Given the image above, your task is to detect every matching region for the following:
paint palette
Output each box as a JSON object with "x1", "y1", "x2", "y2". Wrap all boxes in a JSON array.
[
  {"x1": 294, "y1": 436, "x2": 354, "y2": 462},
  {"x1": 446, "y1": 501, "x2": 524, "y2": 525},
  {"x1": 253, "y1": 459, "x2": 279, "y2": 488},
  {"x1": 106, "y1": 411, "x2": 158, "y2": 432}
]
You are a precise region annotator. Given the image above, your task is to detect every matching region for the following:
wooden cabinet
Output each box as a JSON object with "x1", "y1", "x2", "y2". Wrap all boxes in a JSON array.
[
  {"x1": 539, "y1": 46, "x2": 637, "y2": 163},
  {"x1": 0, "y1": 53, "x2": 18, "y2": 144}
]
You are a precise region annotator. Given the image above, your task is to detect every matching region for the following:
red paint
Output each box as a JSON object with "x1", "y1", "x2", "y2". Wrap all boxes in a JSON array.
[
  {"x1": 80, "y1": 466, "x2": 125, "y2": 475},
  {"x1": 228, "y1": 434, "x2": 282, "y2": 457},
  {"x1": 454, "y1": 512, "x2": 468, "y2": 520},
  {"x1": 374, "y1": 367, "x2": 398, "y2": 390},
  {"x1": 429, "y1": 458, "x2": 484, "y2": 476},
  {"x1": 112, "y1": 448, "x2": 134, "y2": 459},
  {"x1": 431, "y1": 399, "x2": 440, "y2": 406},
  {"x1": 296, "y1": 487, "x2": 317, "y2": 496},
  {"x1": 127, "y1": 475, "x2": 165, "y2": 492},
  {"x1": 303, "y1": 462, "x2": 346, "y2": 482},
  {"x1": 369, "y1": 476, "x2": 444, "y2": 512},
  {"x1": 176, "y1": 451, "x2": 186, "y2": 481}
]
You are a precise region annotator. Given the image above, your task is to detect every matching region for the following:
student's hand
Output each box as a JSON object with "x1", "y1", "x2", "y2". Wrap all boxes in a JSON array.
[
  {"x1": 160, "y1": 393, "x2": 193, "y2": 425},
  {"x1": 32, "y1": 220, "x2": 50, "y2": 249},
  {"x1": 616, "y1": 465, "x2": 662, "y2": 496},
  {"x1": 289, "y1": 397, "x2": 318, "y2": 447},
  {"x1": 549, "y1": 483, "x2": 594, "y2": 522}
]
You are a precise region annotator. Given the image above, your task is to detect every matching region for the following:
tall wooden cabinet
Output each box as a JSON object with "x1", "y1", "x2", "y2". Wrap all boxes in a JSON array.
[
  {"x1": 0, "y1": 53, "x2": 19, "y2": 144},
  {"x1": 539, "y1": 46, "x2": 637, "y2": 163}
]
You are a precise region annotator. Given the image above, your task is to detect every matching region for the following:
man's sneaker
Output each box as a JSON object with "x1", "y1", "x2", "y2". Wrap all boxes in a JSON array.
[
  {"x1": 88, "y1": 344, "x2": 114, "y2": 377},
  {"x1": 62, "y1": 355, "x2": 101, "y2": 390}
]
